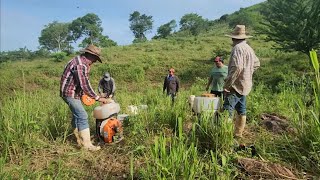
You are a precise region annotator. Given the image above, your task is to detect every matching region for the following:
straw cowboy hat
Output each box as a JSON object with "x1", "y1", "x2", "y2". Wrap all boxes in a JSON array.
[
  {"x1": 81, "y1": 44, "x2": 103, "y2": 63},
  {"x1": 225, "y1": 25, "x2": 252, "y2": 39}
]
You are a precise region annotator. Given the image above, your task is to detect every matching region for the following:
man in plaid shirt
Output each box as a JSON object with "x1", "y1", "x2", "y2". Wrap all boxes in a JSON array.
[
  {"x1": 224, "y1": 25, "x2": 260, "y2": 138},
  {"x1": 60, "y1": 44, "x2": 108, "y2": 151}
]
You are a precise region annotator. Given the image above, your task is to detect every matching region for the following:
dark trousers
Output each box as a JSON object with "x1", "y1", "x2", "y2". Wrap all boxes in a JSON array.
[
  {"x1": 210, "y1": 90, "x2": 223, "y2": 97},
  {"x1": 167, "y1": 92, "x2": 176, "y2": 104}
]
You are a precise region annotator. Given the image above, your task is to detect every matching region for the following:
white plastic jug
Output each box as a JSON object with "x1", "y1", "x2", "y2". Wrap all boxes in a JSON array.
[
  {"x1": 93, "y1": 102, "x2": 120, "y2": 120},
  {"x1": 192, "y1": 97, "x2": 220, "y2": 114},
  {"x1": 139, "y1": 104, "x2": 148, "y2": 110},
  {"x1": 127, "y1": 105, "x2": 138, "y2": 115},
  {"x1": 117, "y1": 114, "x2": 129, "y2": 122},
  {"x1": 188, "y1": 95, "x2": 195, "y2": 108}
]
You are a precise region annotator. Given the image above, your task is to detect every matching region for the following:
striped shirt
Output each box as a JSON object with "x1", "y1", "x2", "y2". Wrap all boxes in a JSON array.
[
  {"x1": 60, "y1": 55, "x2": 99, "y2": 100},
  {"x1": 224, "y1": 40, "x2": 260, "y2": 96}
]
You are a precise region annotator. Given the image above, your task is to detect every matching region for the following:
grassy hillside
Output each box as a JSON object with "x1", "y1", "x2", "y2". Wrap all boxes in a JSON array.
[{"x1": 1, "y1": 23, "x2": 319, "y2": 179}]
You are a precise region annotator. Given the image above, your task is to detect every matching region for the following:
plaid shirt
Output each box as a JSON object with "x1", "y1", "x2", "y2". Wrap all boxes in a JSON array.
[
  {"x1": 60, "y1": 55, "x2": 99, "y2": 100},
  {"x1": 224, "y1": 40, "x2": 260, "y2": 96}
]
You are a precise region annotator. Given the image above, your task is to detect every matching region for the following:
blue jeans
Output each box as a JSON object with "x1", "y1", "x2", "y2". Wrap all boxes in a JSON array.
[
  {"x1": 62, "y1": 97, "x2": 89, "y2": 131},
  {"x1": 223, "y1": 91, "x2": 246, "y2": 117}
]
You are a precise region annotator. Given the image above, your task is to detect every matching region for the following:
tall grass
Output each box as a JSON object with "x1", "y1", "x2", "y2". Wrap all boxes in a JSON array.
[
  {"x1": 2, "y1": 31, "x2": 320, "y2": 178},
  {"x1": 309, "y1": 50, "x2": 320, "y2": 121},
  {"x1": 288, "y1": 51, "x2": 320, "y2": 173},
  {"x1": 247, "y1": 52, "x2": 320, "y2": 175},
  {"x1": 195, "y1": 111, "x2": 234, "y2": 153},
  {"x1": 0, "y1": 90, "x2": 70, "y2": 161},
  {"x1": 141, "y1": 118, "x2": 235, "y2": 179}
]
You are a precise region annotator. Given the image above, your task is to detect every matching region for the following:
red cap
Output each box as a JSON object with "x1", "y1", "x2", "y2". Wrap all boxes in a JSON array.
[{"x1": 214, "y1": 56, "x2": 221, "y2": 62}]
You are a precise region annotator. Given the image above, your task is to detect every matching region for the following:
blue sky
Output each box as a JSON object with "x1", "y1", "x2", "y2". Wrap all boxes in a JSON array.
[{"x1": 0, "y1": 0, "x2": 265, "y2": 51}]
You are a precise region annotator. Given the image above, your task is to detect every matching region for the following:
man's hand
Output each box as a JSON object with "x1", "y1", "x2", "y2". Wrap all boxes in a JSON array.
[
  {"x1": 224, "y1": 89, "x2": 230, "y2": 93},
  {"x1": 223, "y1": 89, "x2": 230, "y2": 98},
  {"x1": 98, "y1": 97, "x2": 111, "y2": 104},
  {"x1": 108, "y1": 94, "x2": 113, "y2": 98},
  {"x1": 100, "y1": 93, "x2": 107, "y2": 98}
]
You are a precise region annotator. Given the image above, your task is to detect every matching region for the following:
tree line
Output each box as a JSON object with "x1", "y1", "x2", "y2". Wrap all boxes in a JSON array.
[
  {"x1": 1, "y1": 0, "x2": 319, "y2": 62},
  {"x1": 39, "y1": 13, "x2": 117, "y2": 53},
  {"x1": 38, "y1": 11, "x2": 217, "y2": 52}
]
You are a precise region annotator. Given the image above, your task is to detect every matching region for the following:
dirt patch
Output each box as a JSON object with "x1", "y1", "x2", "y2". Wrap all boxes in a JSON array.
[
  {"x1": 183, "y1": 120, "x2": 193, "y2": 134},
  {"x1": 238, "y1": 157, "x2": 298, "y2": 179},
  {"x1": 73, "y1": 141, "x2": 143, "y2": 179},
  {"x1": 79, "y1": 147, "x2": 131, "y2": 179},
  {"x1": 260, "y1": 113, "x2": 296, "y2": 134},
  {"x1": 4, "y1": 139, "x2": 143, "y2": 179}
]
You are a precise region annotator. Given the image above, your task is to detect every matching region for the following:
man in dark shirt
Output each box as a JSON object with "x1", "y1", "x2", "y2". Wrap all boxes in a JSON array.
[
  {"x1": 163, "y1": 68, "x2": 180, "y2": 104},
  {"x1": 98, "y1": 72, "x2": 116, "y2": 99}
]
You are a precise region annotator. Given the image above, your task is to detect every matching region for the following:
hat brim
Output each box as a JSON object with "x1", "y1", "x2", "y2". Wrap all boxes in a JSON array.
[
  {"x1": 81, "y1": 49, "x2": 103, "y2": 63},
  {"x1": 225, "y1": 34, "x2": 252, "y2": 39}
]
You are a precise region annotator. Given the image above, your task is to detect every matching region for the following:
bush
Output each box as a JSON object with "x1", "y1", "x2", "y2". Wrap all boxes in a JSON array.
[
  {"x1": 51, "y1": 52, "x2": 67, "y2": 62},
  {"x1": 127, "y1": 66, "x2": 145, "y2": 82}
]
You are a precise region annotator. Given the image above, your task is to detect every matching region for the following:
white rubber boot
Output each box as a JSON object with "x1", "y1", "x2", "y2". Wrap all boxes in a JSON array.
[
  {"x1": 234, "y1": 115, "x2": 246, "y2": 138},
  {"x1": 79, "y1": 128, "x2": 101, "y2": 151},
  {"x1": 73, "y1": 128, "x2": 82, "y2": 146}
]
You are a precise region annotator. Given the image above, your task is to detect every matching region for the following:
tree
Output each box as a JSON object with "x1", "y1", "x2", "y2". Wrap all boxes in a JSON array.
[
  {"x1": 129, "y1": 11, "x2": 153, "y2": 43},
  {"x1": 69, "y1": 13, "x2": 116, "y2": 47},
  {"x1": 262, "y1": 0, "x2": 320, "y2": 55},
  {"x1": 0, "y1": 47, "x2": 36, "y2": 62},
  {"x1": 98, "y1": 35, "x2": 118, "y2": 47},
  {"x1": 69, "y1": 13, "x2": 102, "y2": 43},
  {"x1": 39, "y1": 21, "x2": 70, "y2": 52},
  {"x1": 219, "y1": 14, "x2": 229, "y2": 22},
  {"x1": 153, "y1": 20, "x2": 177, "y2": 39},
  {"x1": 34, "y1": 47, "x2": 50, "y2": 58},
  {"x1": 179, "y1": 13, "x2": 209, "y2": 36},
  {"x1": 228, "y1": 9, "x2": 262, "y2": 29},
  {"x1": 79, "y1": 34, "x2": 117, "y2": 48}
]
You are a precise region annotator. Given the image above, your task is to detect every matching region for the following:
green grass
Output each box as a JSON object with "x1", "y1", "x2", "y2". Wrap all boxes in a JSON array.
[{"x1": 0, "y1": 31, "x2": 319, "y2": 179}]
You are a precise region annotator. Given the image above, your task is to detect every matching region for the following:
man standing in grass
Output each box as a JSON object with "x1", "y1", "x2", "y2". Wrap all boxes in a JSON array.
[
  {"x1": 223, "y1": 25, "x2": 260, "y2": 138},
  {"x1": 163, "y1": 68, "x2": 180, "y2": 104},
  {"x1": 206, "y1": 56, "x2": 228, "y2": 97},
  {"x1": 60, "y1": 44, "x2": 109, "y2": 151}
]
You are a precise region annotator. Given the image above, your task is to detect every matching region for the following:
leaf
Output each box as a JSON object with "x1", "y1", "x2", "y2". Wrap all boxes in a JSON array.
[
  {"x1": 221, "y1": 155, "x2": 227, "y2": 167},
  {"x1": 310, "y1": 50, "x2": 319, "y2": 71}
]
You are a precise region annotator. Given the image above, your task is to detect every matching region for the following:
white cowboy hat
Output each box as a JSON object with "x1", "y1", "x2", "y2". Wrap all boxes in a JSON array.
[{"x1": 225, "y1": 25, "x2": 252, "y2": 39}]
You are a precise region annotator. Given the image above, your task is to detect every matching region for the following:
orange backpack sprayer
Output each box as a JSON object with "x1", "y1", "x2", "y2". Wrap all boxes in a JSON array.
[
  {"x1": 102, "y1": 117, "x2": 123, "y2": 143},
  {"x1": 93, "y1": 101, "x2": 124, "y2": 144}
]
